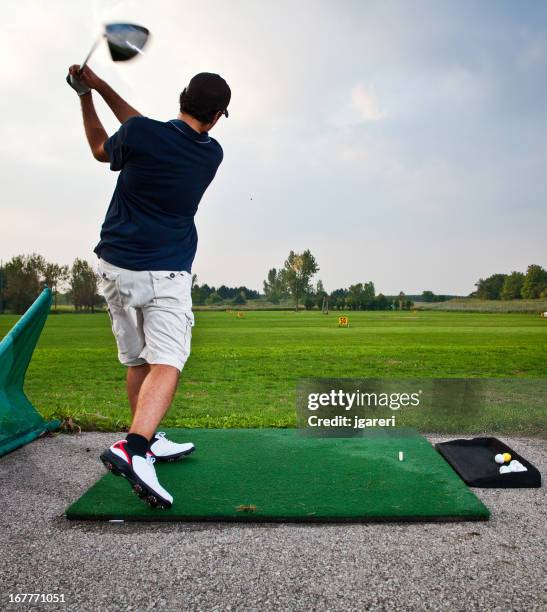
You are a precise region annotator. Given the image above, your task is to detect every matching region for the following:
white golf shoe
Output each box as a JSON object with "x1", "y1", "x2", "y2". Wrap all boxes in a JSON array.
[
  {"x1": 100, "y1": 440, "x2": 174, "y2": 509},
  {"x1": 148, "y1": 432, "x2": 195, "y2": 462}
]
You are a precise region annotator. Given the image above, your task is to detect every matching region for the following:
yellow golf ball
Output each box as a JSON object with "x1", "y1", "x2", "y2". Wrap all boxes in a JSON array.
[{"x1": 502, "y1": 452, "x2": 512, "y2": 463}]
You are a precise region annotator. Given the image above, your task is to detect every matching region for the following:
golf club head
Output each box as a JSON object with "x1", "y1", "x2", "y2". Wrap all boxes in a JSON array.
[{"x1": 104, "y1": 23, "x2": 150, "y2": 62}]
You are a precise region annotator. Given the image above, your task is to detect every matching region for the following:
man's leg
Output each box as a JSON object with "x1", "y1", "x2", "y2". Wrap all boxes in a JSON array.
[
  {"x1": 129, "y1": 364, "x2": 180, "y2": 440},
  {"x1": 100, "y1": 363, "x2": 180, "y2": 509},
  {"x1": 126, "y1": 363, "x2": 150, "y2": 415},
  {"x1": 125, "y1": 363, "x2": 195, "y2": 461},
  {"x1": 98, "y1": 264, "x2": 178, "y2": 508}
]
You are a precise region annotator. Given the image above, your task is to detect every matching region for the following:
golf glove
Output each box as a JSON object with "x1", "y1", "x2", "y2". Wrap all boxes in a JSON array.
[{"x1": 66, "y1": 73, "x2": 90, "y2": 96}]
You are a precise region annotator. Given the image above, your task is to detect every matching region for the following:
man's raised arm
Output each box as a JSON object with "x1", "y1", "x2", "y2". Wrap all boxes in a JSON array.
[
  {"x1": 95, "y1": 79, "x2": 142, "y2": 124},
  {"x1": 68, "y1": 64, "x2": 141, "y2": 124},
  {"x1": 79, "y1": 94, "x2": 109, "y2": 162}
]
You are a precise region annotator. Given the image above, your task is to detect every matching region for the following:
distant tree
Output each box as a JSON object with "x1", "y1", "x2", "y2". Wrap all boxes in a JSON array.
[
  {"x1": 521, "y1": 265, "x2": 547, "y2": 299},
  {"x1": 404, "y1": 299, "x2": 413, "y2": 310},
  {"x1": 281, "y1": 250, "x2": 319, "y2": 310},
  {"x1": 363, "y1": 281, "x2": 375, "y2": 309},
  {"x1": 238, "y1": 286, "x2": 259, "y2": 300},
  {"x1": 206, "y1": 291, "x2": 223, "y2": 305},
  {"x1": 474, "y1": 274, "x2": 506, "y2": 300},
  {"x1": 232, "y1": 291, "x2": 246, "y2": 305},
  {"x1": 421, "y1": 290, "x2": 449, "y2": 303},
  {"x1": 375, "y1": 293, "x2": 389, "y2": 310},
  {"x1": 191, "y1": 274, "x2": 198, "y2": 288},
  {"x1": 347, "y1": 283, "x2": 364, "y2": 310},
  {"x1": 70, "y1": 259, "x2": 100, "y2": 312},
  {"x1": 41, "y1": 262, "x2": 69, "y2": 310},
  {"x1": 217, "y1": 285, "x2": 232, "y2": 300},
  {"x1": 199, "y1": 284, "x2": 214, "y2": 302},
  {"x1": 330, "y1": 288, "x2": 348, "y2": 310},
  {"x1": 4, "y1": 254, "x2": 43, "y2": 313},
  {"x1": 501, "y1": 272, "x2": 525, "y2": 300},
  {"x1": 304, "y1": 295, "x2": 315, "y2": 310},
  {"x1": 315, "y1": 279, "x2": 328, "y2": 309},
  {"x1": 237, "y1": 286, "x2": 253, "y2": 300},
  {"x1": 263, "y1": 268, "x2": 284, "y2": 304},
  {"x1": 192, "y1": 281, "x2": 257, "y2": 304},
  {"x1": 397, "y1": 291, "x2": 406, "y2": 310},
  {"x1": 191, "y1": 284, "x2": 205, "y2": 305}
]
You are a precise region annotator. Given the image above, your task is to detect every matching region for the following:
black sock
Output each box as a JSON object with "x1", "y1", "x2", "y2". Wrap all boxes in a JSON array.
[{"x1": 125, "y1": 433, "x2": 149, "y2": 457}]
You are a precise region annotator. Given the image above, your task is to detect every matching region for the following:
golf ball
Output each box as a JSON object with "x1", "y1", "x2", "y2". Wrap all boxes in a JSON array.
[
  {"x1": 494, "y1": 454, "x2": 505, "y2": 464},
  {"x1": 502, "y1": 452, "x2": 512, "y2": 463},
  {"x1": 509, "y1": 460, "x2": 527, "y2": 473},
  {"x1": 508, "y1": 460, "x2": 519, "y2": 472},
  {"x1": 499, "y1": 465, "x2": 511, "y2": 474}
]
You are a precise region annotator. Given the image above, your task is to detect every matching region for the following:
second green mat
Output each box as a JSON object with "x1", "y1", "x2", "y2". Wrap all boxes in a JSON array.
[{"x1": 66, "y1": 428, "x2": 489, "y2": 522}]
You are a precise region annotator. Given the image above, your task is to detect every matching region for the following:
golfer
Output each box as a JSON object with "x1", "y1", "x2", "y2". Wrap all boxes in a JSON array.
[{"x1": 67, "y1": 65, "x2": 230, "y2": 508}]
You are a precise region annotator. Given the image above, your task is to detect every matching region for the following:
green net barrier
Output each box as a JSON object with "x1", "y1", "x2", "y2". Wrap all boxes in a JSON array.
[{"x1": 0, "y1": 288, "x2": 60, "y2": 456}]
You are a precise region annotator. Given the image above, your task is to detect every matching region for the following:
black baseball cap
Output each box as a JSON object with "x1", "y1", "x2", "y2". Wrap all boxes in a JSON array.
[{"x1": 182, "y1": 72, "x2": 231, "y2": 117}]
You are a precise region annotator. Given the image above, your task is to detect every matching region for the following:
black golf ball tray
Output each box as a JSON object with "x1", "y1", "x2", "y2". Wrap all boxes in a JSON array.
[{"x1": 435, "y1": 437, "x2": 542, "y2": 488}]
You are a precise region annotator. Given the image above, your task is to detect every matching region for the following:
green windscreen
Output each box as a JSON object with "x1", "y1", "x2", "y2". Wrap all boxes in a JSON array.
[{"x1": 0, "y1": 288, "x2": 59, "y2": 456}]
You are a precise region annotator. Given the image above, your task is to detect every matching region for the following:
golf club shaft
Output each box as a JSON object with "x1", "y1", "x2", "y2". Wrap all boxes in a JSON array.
[{"x1": 78, "y1": 36, "x2": 102, "y2": 74}]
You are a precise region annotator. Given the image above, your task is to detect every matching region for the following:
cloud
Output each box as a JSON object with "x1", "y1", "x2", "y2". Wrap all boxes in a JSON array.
[
  {"x1": 351, "y1": 83, "x2": 386, "y2": 122},
  {"x1": 518, "y1": 38, "x2": 547, "y2": 70},
  {"x1": 0, "y1": 0, "x2": 546, "y2": 295}
]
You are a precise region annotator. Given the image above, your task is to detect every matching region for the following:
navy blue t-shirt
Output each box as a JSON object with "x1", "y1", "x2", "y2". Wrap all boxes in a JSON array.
[{"x1": 94, "y1": 117, "x2": 223, "y2": 272}]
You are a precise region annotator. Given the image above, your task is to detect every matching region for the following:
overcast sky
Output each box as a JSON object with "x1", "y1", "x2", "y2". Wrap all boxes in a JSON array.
[{"x1": 1, "y1": 0, "x2": 546, "y2": 295}]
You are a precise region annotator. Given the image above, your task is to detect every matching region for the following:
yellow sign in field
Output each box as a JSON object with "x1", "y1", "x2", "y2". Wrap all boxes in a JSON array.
[{"x1": 338, "y1": 316, "x2": 349, "y2": 327}]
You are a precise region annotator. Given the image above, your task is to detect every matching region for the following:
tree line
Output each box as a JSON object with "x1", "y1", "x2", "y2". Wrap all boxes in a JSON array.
[
  {"x1": 0, "y1": 254, "x2": 101, "y2": 314},
  {"x1": 263, "y1": 249, "x2": 413, "y2": 311},
  {"x1": 191, "y1": 277, "x2": 259, "y2": 306},
  {"x1": 0, "y1": 254, "x2": 261, "y2": 314},
  {"x1": 472, "y1": 265, "x2": 547, "y2": 300},
  {"x1": 2, "y1": 252, "x2": 544, "y2": 316}
]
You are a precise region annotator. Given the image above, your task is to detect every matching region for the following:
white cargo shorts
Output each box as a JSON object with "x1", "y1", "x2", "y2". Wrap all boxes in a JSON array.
[{"x1": 98, "y1": 258, "x2": 194, "y2": 371}]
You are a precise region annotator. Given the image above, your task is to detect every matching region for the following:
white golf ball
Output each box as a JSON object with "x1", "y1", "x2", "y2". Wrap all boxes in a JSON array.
[
  {"x1": 509, "y1": 460, "x2": 527, "y2": 473},
  {"x1": 499, "y1": 465, "x2": 511, "y2": 474},
  {"x1": 494, "y1": 454, "x2": 505, "y2": 464}
]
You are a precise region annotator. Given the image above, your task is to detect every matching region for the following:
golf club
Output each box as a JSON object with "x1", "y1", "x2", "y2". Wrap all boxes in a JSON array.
[
  {"x1": 67, "y1": 23, "x2": 150, "y2": 89},
  {"x1": 81, "y1": 23, "x2": 150, "y2": 70}
]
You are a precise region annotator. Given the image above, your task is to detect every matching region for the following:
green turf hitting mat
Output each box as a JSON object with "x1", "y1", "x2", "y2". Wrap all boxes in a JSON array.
[{"x1": 66, "y1": 428, "x2": 489, "y2": 522}]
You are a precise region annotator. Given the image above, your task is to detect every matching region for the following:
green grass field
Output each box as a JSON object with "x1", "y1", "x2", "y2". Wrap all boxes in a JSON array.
[
  {"x1": 414, "y1": 297, "x2": 547, "y2": 313},
  {"x1": 1, "y1": 311, "x2": 546, "y2": 434}
]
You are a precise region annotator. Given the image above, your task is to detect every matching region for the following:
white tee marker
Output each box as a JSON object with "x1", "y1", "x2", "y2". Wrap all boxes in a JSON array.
[{"x1": 398, "y1": 451, "x2": 404, "y2": 461}]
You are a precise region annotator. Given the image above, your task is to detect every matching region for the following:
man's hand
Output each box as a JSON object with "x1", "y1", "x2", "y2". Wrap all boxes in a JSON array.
[
  {"x1": 71, "y1": 65, "x2": 103, "y2": 89},
  {"x1": 67, "y1": 63, "x2": 141, "y2": 123},
  {"x1": 66, "y1": 65, "x2": 104, "y2": 96}
]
